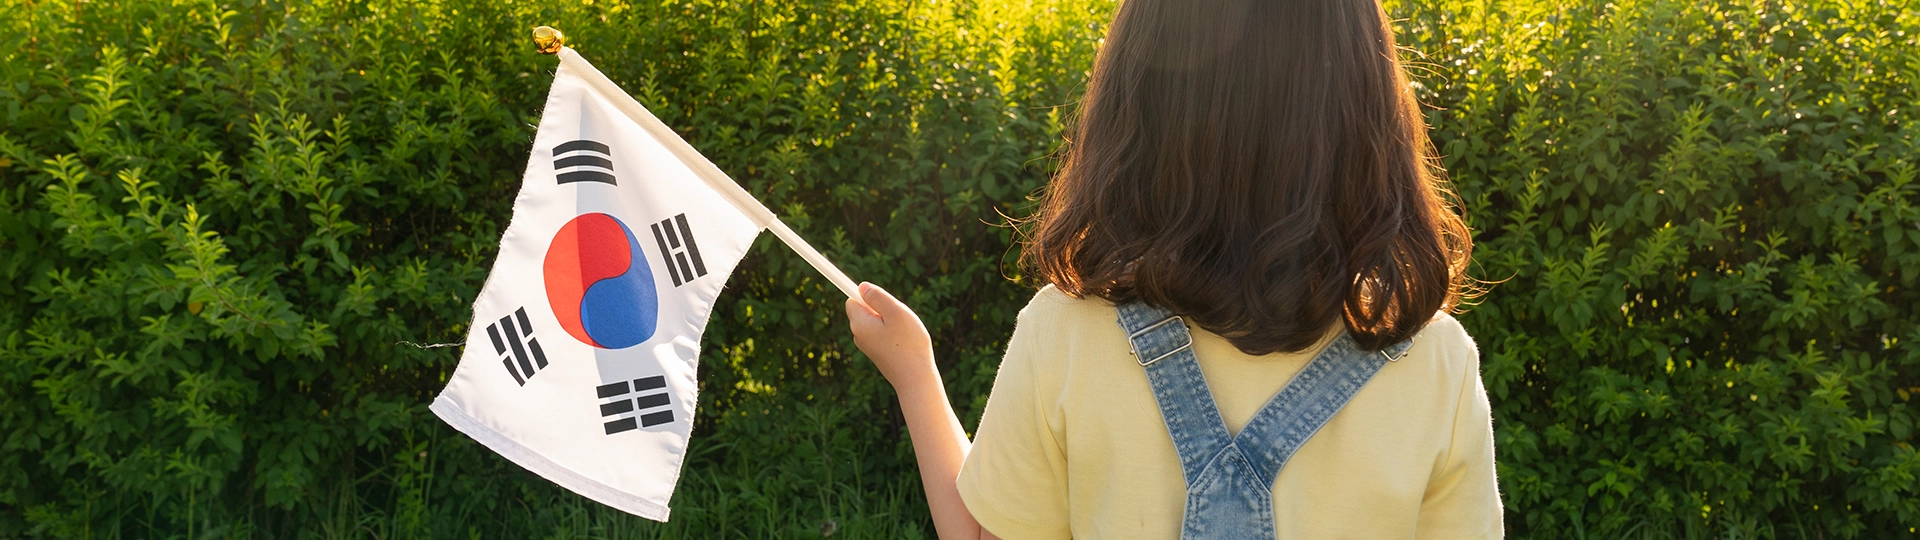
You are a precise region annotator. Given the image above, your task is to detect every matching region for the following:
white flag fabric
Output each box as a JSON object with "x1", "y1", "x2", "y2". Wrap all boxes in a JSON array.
[{"x1": 430, "y1": 48, "x2": 771, "y2": 521}]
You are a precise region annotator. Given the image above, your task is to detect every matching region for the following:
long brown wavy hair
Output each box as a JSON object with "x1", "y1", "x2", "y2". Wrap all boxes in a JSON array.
[{"x1": 1024, "y1": 0, "x2": 1473, "y2": 354}]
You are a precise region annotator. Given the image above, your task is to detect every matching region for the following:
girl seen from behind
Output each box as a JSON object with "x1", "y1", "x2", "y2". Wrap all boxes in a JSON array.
[{"x1": 845, "y1": 0, "x2": 1501, "y2": 537}]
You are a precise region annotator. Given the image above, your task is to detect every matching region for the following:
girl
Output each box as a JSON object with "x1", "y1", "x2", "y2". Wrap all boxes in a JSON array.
[{"x1": 846, "y1": 0, "x2": 1500, "y2": 537}]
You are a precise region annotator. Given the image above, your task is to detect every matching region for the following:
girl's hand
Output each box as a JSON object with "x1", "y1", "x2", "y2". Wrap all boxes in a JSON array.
[{"x1": 846, "y1": 282, "x2": 937, "y2": 389}]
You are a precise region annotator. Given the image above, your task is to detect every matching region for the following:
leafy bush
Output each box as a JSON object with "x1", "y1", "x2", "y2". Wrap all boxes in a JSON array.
[
  {"x1": 0, "y1": 0, "x2": 1102, "y2": 537},
  {"x1": 1397, "y1": 0, "x2": 1920, "y2": 535},
  {"x1": 0, "y1": 0, "x2": 1913, "y2": 538}
]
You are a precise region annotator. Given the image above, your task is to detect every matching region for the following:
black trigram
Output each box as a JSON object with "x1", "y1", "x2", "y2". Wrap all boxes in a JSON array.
[
  {"x1": 553, "y1": 139, "x2": 615, "y2": 185},
  {"x1": 597, "y1": 376, "x2": 674, "y2": 434},
  {"x1": 649, "y1": 213, "x2": 707, "y2": 286},
  {"x1": 489, "y1": 307, "x2": 550, "y2": 386}
]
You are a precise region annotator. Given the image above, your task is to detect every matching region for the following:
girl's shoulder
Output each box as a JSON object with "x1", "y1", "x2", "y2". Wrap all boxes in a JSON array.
[
  {"x1": 1413, "y1": 311, "x2": 1478, "y2": 360},
  {"x1": 1024, "y1": 283, "x2": 1093, "y2": 309},
  {"x1": 1006, "y1": 284, "x2": 1482, "y2": 385},
  {"x1": 1013, "y1": 285, "x2": 1113, "y2": 329},
  {"x1": 1002, "y1": 285, "x2": 1133, "y2": 378},
  {"x1": 1016, "y1": 285, "x2": 1478, "y2": 354},
  {"x1": 1408, "y1": 312, "x2": 1479, "y2": 367},
  {"x1": 1369, "y1": 312, "x2": 1482, "y2": 404}
]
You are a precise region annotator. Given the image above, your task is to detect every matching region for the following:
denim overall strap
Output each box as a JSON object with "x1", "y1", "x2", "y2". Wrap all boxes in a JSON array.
[
  {"x1": 1116, "y1": 303, "x2": 1235, "y2": 482},
  {"x1": 1231, "y1": 330, "x2": 1412, "y2": 494},
  {"x1": 1116, "y1": 302, "x2": 1408, "y2": 540}
]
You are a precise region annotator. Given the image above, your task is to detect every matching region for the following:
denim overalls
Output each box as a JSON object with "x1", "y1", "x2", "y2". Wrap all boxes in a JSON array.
[{"x1": 1117, "y1": 302, "x2": 1412, "y2": 539}]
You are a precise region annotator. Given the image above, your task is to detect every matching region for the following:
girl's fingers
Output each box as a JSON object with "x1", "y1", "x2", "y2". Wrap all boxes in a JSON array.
[
  {"x1": 846, "y1": 296, "x2": 880, "y2": 325},
  {"x1": 858, "y1": 282, "x2": 911, "y2": 321}
]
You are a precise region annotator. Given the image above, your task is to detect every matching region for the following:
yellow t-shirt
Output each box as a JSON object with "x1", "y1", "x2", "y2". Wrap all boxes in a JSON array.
[{"x1": 957, "y1": 286, "x2": 1502, "y2": 539}]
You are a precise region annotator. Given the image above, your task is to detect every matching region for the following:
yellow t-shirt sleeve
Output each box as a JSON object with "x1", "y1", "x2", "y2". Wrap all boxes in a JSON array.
[
  {"x1": 1415, "y1": 333, "x2": 1505, "y2": 539},
  {"x1": 957, "y1": 303, "x2": 1073, "y2": 540}
]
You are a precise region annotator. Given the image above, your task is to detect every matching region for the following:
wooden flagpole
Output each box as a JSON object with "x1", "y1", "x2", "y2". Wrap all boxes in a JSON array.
[{"x1": 532, "y1": 26, "x2": 862, "y2": 301}]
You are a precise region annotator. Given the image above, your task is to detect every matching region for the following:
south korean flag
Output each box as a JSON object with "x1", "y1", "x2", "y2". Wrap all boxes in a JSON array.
[{"x1": 429, "y1": 46, "x2": 839, "y2": 521}]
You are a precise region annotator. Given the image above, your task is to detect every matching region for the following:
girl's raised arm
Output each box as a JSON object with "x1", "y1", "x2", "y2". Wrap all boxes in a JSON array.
[{"x1": 845, "y1": 283, "x2": 1002, "y2": 540}]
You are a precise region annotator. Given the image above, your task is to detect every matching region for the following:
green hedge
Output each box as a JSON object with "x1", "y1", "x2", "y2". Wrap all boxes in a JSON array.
[
  {"x1": 1401, "y1": 0, "x2": 1920, "y2": 535},
  {"x1": 0, "y1": 0, "x2": 1914, "y2": 538}
]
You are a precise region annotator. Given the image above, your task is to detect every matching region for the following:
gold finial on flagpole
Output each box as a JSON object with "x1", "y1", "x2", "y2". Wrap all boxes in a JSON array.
[{"x1": 533, "y1": 26, "x2": 565, "y2": 54}]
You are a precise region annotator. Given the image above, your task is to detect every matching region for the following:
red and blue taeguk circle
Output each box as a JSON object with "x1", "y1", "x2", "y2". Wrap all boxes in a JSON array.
[{"x1": 543, "y1": 213, "x2": 659, "y2": 349}]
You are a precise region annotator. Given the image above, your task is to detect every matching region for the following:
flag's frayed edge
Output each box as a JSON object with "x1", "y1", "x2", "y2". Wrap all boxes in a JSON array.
[{"x1": 429, "y1": 396, "x2": 672, "y2": 521}]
